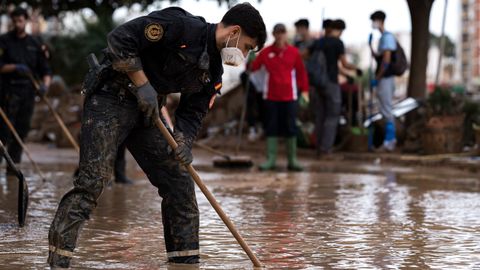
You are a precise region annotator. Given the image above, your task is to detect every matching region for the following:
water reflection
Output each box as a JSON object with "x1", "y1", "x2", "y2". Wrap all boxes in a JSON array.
[{"x1": 0, "y1": 166, "x2": 479, "y2": 269}]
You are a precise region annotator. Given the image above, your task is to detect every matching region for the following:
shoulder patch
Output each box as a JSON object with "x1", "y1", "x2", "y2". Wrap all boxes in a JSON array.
[{"x1": 144, "y1": 23, "x2": 164, "y2": 42}]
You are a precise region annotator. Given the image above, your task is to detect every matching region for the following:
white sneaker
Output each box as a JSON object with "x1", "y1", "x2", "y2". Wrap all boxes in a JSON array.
[
  {"x1": 383, "y1": 139, "x2": 397, "y2": 152},
  {"x1": 248, "y1": 127, "x2": 257, "y2": 142}
]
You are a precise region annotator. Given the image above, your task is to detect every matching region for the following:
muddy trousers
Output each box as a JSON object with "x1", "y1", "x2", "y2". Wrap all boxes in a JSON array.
[
  {"x1": 48, "y1": 88, "x2": 199, "y2": 268},
  {"x1": 0, "y1": 84, "x2": 35, "y2": 166}
]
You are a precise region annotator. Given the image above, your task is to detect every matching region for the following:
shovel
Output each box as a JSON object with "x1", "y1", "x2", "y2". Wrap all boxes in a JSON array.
[
  {"x1": 154, "y1": 117, "x2": 261, "y2": 267},
  {"x1": 0, "y1": 139, "x2": 28, "y2": 227}
]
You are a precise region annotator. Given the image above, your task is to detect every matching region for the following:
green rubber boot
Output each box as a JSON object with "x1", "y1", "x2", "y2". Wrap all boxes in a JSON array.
[
  {"x1": 287, "y1": 137, "x2": 303, "y2": 172},
  {"x1": 259, "y1": 137, "x2": 278, "y2": 171}
]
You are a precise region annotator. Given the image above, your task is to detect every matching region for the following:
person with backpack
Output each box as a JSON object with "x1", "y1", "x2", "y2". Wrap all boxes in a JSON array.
[
  {"x1": 309, "y1": 19, "x2": 362, "y2": 157},
  {"x1": 369, "y1": 10, "x2": 407, "y2": 152}
]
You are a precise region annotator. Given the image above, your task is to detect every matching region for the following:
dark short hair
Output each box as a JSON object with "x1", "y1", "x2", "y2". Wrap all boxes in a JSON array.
[
  {"x1": 332, "y1": 19, "x2": 346, "y2": 30},
  {"x1": 322, "y1": 19, "x2": 332, "y2": 29},
  {"x1": 273, "y1": 23, "x2": 286, "y2": 33},
  {"x1": 10, "y1": 7, "x2": 29, "y2": 20},
  {"x1": 221, "y1": 2, "x2": 266, "y2": 50},
  {"x1": 370, "y1": 10, "x2": 386, "y2": 21},
  {"x1": 294, "y1": 19, "x2": 309, "y2": 29}
]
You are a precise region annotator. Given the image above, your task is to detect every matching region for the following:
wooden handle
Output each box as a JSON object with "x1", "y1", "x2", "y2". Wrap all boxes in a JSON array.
[
  {"x1": 193, "y1": 142, "x2": 231, "y2": 160},
  {"x1": 154, "y1": 117, "x2": 261, "y2": 267},
  {"x1": 28, "y1": 74, "x2": 80, "y2": 153},
  {"x1": 0, "y1": 107, "x2": 46, "y2": 181}
]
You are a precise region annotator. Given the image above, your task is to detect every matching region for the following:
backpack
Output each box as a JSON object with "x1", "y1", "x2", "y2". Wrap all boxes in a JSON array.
[
  {"x1": 389, "y1": 41, "x2": 408, "y2": 76},
  {"x1": 306, "y1": 41, "x2": 329, "y2": 89}
]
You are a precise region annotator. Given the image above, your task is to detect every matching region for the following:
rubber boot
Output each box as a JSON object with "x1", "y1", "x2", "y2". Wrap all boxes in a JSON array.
[
  {"x1": 259, "y1": 137, "x2": 277, "y2": 171},
  {"x1": 287, "y1": 137, "x2": 303, "y2": 172},
  {"x1": 383, "y1": 121, "x2": 396, "y2": 152}
]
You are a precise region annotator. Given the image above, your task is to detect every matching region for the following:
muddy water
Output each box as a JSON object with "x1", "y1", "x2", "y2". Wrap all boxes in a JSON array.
[{"x1": 1, "y1": 166, "x2": 480, "y2": 269}]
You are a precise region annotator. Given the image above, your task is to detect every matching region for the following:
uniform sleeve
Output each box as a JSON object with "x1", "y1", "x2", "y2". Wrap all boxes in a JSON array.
[
  {"x1": 106, "y1": 14, "x2": 182, "y2": 73},
  {"x1": 294, "y1": 49, "x2": 309, "y2": 93},
  {"x1": 174, "y1": 91, "x2": 209, "y2": 147},
  {"x1": 174, "y1": 80, "x2": 221, "y2": 147}
]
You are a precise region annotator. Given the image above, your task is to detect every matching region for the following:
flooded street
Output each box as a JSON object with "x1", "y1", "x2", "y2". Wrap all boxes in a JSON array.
[{"x1": 1, "y1": 147, "x2": 480, "y2": 269}]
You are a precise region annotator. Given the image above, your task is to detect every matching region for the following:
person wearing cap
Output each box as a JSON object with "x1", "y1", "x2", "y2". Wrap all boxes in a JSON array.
[
  {"x1": 251, "y1": 23, "x2": 309, "y2": 171},
  {"x1": 309, "y1": 19, "x2": 363, "y2": 157},
  {"x1": 370, "y1": 10, "x2": 397, "y2": 151}
]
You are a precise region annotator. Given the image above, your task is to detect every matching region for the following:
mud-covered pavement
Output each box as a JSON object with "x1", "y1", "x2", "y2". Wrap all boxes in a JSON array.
[{"x1": 1, "y1": 144, "x2": 480, "y2": 269}]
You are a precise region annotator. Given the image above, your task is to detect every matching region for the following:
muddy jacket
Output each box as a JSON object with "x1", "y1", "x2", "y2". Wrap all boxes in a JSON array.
[
  {"x1": 0, "y1": 31, "x2": 51, "y2": 84},
  {"x1": 106, "y1": 7, "x2": 223, "y2": 146}
]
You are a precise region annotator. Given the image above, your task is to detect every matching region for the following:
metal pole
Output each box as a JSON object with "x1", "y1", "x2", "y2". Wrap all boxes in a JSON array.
[{"x1": 435, "y1": 0, "x2": 448, "y2": 85}]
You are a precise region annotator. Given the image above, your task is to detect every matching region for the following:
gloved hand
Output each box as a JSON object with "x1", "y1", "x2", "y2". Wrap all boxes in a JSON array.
[
  {"x1": 15, "y1": 64, "x2": 30, "y2": 75},
  {"x1": 38, "y1": 84, "x2": 48, "y2": 96},
  {"x1": 370, "y1": 79, "x2": 378, "y2": 88},
  {"x1": 173, "y1": 132, "x2": 193, "y2": 165},
  {"x1": 132, "y1": 81, "x2": 159, "y2": 123},
  {"x1": 356, "y1": 68, "x2": 363, "y2": 77},
  {"x1": 299, "y1": 91, "x2": 310, "y2": 109}
]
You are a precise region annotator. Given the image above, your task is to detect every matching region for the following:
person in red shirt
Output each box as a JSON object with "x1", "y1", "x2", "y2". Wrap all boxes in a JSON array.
[{"x1": 251, "y1": 23, "x2": 309, "y2": 171}]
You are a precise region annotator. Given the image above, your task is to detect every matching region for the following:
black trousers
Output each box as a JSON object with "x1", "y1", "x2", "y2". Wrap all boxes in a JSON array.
[
  {"x1": 0, "y1": 83, "x2": 35, "y2": 164},
  {"x1": 240, "y1": 72, "x2": 264, "y2": 129},
  {"x1": 48, "y1": 85, "x2": 199, "y2": 267},
  {"x1": 263, "y1": 100, "x2": 298, "y2": 137},
  {"x1": 114, "y1": 142, "x2": 128, "y2": 181}
]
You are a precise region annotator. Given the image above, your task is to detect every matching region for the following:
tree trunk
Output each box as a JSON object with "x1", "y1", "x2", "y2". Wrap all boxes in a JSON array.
[{"x1": 406, "y1": 0, "x2": 435, "y2": 99}]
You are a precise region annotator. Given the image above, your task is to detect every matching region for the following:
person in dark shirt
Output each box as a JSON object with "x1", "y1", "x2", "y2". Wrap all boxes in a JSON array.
[
  {"x1": 0, "y1": 7, "x2": 51, "y2": 174},
  {"x1": 294, "y1": 18, "x2": 314, "y2": 59},
  {"x1": 47, "y1": 4, "x2": 266, "y2": 268},
  {"x1": 310, "y1": 19, "x2": 362, "y2": 156}
]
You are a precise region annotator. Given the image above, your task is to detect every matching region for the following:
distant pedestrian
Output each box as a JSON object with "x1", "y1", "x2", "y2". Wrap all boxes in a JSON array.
[
  {"x1": 0, "y1": 7, "x2": 51, "y2": 176},
  {"x1": 294, "y1": 18, "x2": 313, "y2": 59},
  {"x1": 310, "y1": 19, "x2": 362, "y2": 157},
  {"x1": 242, "y1": 52, "x2": 265, "y2": 142},
  {"x1": 252, "y1": 23, "x2": 309, "y2": 171},
  {"x1": 370, "y1": 10, "x2": 397, "y2": 151}
]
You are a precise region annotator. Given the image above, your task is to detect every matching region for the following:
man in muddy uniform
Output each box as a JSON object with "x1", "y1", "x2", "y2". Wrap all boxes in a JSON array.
[
  {"x1": 0, "y1": 8, "x2": 51, "y2": 173},
  {"x1": 48, "y1": 3, "x2": 266, "y2": 268}
]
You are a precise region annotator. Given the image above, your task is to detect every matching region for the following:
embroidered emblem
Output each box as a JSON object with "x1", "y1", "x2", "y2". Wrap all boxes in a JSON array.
[{"x1": 144, "y1": 23, "x2": 164, "y2": 42}]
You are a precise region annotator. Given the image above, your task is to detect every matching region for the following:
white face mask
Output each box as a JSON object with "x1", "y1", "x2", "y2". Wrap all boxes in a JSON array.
[
  {"x1": 220, "y1": 31, "x2": 245, "y2": 66},
  {"x1": 372, "y1": 21, "x2": 381, "y2": 30}
]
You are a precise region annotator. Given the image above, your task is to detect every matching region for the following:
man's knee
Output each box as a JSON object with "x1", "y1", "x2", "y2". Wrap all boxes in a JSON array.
[{"x1": 73, "y1": 173, "x2": 109, "y2": 200}]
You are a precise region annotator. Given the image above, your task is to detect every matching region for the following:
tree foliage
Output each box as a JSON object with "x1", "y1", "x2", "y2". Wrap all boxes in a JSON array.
[{"x1": 5, "y1": 0, "x2": 236, "y2": 17}]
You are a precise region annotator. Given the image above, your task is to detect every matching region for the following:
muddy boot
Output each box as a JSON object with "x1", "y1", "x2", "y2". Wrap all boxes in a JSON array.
[
  {"x1": 286, "y1": 137, "x2": 303, "y2": 172},
  {"x1": 48, "y1": 250, "x2": 71, "y2": 268},
  {"x1": 259, "y1": 137, "x2": 277, "y2": 171},
  {"x1": 168, "y1": 255, "x2": 200, "y2": 264}
]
